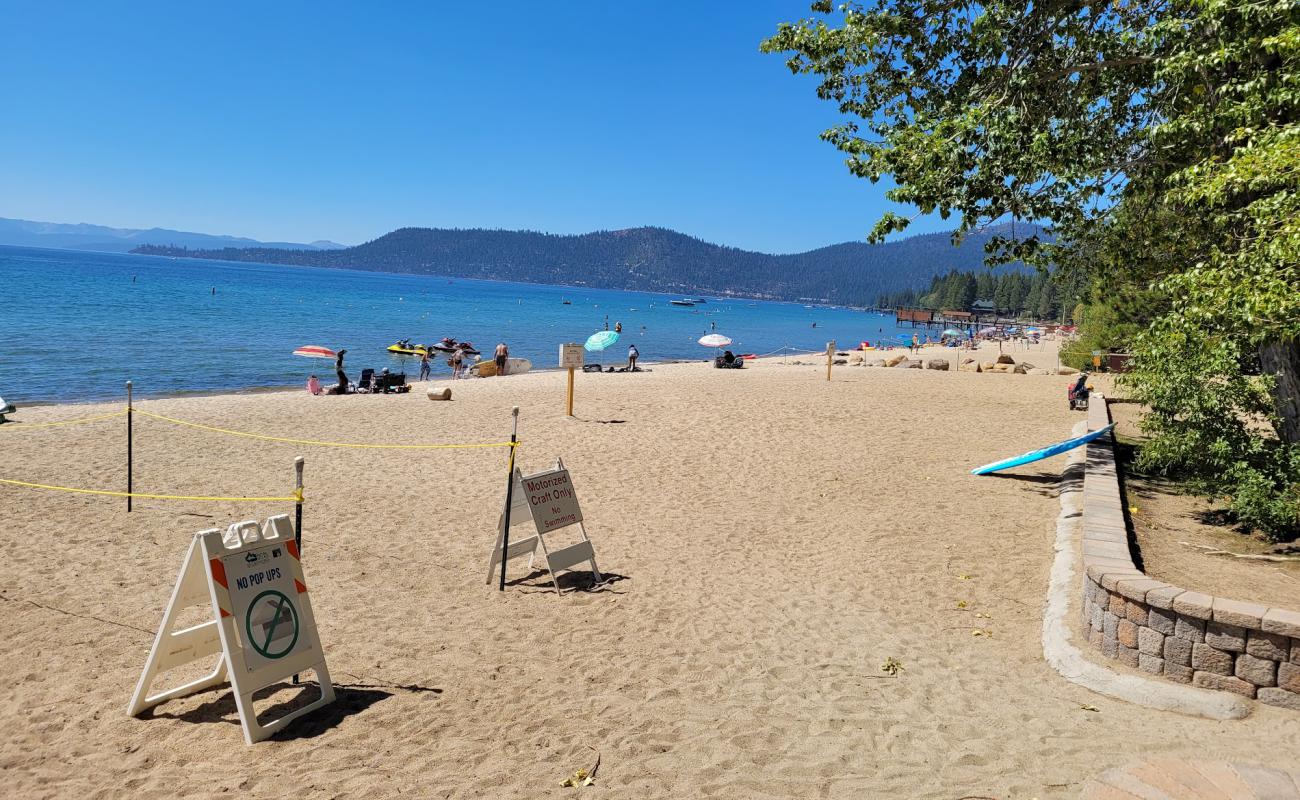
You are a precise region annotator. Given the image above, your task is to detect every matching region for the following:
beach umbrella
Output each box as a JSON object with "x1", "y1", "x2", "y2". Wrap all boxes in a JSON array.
[
  {"x1": 584, "y1": 330, "x2": 620, "y2": 352},
  {"x1": 585, "y1": 330, "x2": 620, "y2": 370},
  {"x1": 698, "y1": 333, "x2": 732, "y2": 349},
  {"x1": 941, "y1": 328, "x2": 964, "y2": 338},
  {"x1": 293, "y1": 345, "x2": 336, "y2": 359}
]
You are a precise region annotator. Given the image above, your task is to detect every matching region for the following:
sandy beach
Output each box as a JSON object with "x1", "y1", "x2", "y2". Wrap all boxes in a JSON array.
[{"x1": 3, "y1": 345, "x2": 1297, "y2": 799}]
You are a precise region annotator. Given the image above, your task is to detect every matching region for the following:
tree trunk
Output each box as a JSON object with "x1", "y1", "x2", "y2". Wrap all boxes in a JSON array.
[{"x1": 1259, "y1": 338, "x2": 1300, "y2": 445}]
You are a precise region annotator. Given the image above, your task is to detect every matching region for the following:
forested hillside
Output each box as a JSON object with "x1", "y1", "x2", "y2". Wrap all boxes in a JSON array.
[
  {"x1": 133, "y1": 225, "x2": 1032, "y2": 306},
  {"x1": 878, "y1": 269, "x2": 1087, "y2": 320}
]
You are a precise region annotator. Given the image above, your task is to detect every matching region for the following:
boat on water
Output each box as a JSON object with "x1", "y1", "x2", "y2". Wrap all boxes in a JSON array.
[
  {"x1": 669, "y1": 299, "x2": 696, "y2": 307},
  {"x1": 562, "y1": 299, "x2": 572, "y2": 305}
]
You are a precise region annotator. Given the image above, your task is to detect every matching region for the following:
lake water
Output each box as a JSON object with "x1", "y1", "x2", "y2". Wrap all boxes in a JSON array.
[{"x1": 0, "y1": 245, "x2": 916, "y2": 403}]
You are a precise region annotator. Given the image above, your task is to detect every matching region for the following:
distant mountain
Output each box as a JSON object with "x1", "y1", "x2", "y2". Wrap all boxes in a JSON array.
[
  {"x1": 0, "y1": 217, "x2": 345, "y2": 254},
  {"x1": 131, "y1": 225, "x2": 1034, "y2": 306}
]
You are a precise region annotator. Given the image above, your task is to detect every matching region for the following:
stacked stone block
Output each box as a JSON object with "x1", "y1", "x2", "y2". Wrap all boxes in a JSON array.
[{"x1": 1078, "y1": 398, "x2": 1300, "y2": 711}]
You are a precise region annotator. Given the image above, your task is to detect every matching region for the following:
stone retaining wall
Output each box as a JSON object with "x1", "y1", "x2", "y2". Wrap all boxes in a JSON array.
[{"x1": 1079, "y1": 397, "x2": 1300, "y2": 710}]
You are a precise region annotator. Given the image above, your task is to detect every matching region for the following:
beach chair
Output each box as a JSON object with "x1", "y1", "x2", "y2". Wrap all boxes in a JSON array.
[
  {"x1": 358, "y1": 368, "x2": 375, "y2": 393},
  {"x1": 0, "y1": 396, "x2": 13, "y2": 424}
]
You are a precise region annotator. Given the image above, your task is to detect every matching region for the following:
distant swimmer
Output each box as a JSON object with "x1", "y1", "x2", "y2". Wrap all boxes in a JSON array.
[
  {"x1": 615, "y1": 321, "x2": 622, "y2": 333},
  {"x1": 812, "y1": 322, "x2": 817, "y2": 328}
]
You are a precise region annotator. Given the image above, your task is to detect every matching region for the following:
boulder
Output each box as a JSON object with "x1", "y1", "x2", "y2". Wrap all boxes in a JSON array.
[
  {"x1": 867, "y1": 359, "x2": 886, "y2": 367},
  {"x1": 1013, "y1": 363, "x2": 1028, "y2": 374},
  {"x1": 1059, "y1": 366, "x2": 1079, "y2": 375},
  {"x1": 849, "y1": 354, "x2": 864, "y2": 364},
  {"x1": 427, "y1": 387, "x2": 453, "y2": 401},
  {"x1": 980, "y1": 361, "x2": 997, "y2": 372},
  {"x1": 1019, "y1": 362, "x2": 1037, "y2": 371},
  {"x1": 926, "y1": 359, "x2": 950, "y2": 371},
  {"x1": 892, "y1": 358, "x2": 913, "y2": 368},
  {"x1": 996, "y1": 353, "x2": 1016, "y2": 365},
  {"x1": 833, "y1": 358, "x2": 848, "y2": 365},
  {"x1": 905, "y1": 360, "x2": 924, "y2": 369},
  {"x1": 884, "y1": 354, "x2": 908, "y2": 367}
]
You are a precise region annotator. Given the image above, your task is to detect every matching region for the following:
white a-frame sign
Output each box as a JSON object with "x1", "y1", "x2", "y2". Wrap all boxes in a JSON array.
[
  {"x1": 129, "y1": 514, "x2": 334, "y2": 744},
  {"x1": 487, "y1": 457, "x2": 602, "y2": 594}
]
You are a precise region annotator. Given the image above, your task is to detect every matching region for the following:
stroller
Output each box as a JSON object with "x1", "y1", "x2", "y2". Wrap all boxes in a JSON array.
[{"x1": 1068, "y1": 373, "x2": 1090, "y2": 410}]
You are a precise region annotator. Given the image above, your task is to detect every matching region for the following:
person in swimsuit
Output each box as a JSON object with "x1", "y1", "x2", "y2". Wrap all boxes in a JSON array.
[
  {"x1": 494, "y1": 342, "x2": 508, "y2": 376},
  {"x1": 419, "y1": 350, "x2": 431, "y2": 381},
  {"x1": 334, "y1": 349, "x2": 348, "y2": 393},
  {"x1": 628, "y1": 343, "x2": 639, "y2": 371}
]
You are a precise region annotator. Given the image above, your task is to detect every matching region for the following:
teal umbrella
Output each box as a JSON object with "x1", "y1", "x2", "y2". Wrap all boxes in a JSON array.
[
  {"x1": 585, "y1": 330, "x2": 620, "y2": 352},
  {"x1": 585, "y1": 330, "x2": 620, "y2": 370},
  {"x1": 942, "y1": 328, "x2": 964, "y2": 337}
]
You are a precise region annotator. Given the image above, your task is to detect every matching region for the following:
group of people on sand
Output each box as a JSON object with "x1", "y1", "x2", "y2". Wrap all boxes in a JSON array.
[{"x1": 420, "y1": 342, "x2": 511, "y2": 380}]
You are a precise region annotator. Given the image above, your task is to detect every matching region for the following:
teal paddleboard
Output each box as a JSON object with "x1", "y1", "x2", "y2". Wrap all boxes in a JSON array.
[{"x1": 970, "y1": 423, "x2": 1115, "y2": 475}]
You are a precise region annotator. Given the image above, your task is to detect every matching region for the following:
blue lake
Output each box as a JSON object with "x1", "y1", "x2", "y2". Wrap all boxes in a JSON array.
[{"x1": 0, "y1": 245, "x2": 916, "y2": 403}]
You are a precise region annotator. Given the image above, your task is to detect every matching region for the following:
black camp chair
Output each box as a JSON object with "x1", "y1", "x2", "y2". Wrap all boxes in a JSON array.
[{"x1": 358, "y1": 368, "x2": 375, "y2": 393}]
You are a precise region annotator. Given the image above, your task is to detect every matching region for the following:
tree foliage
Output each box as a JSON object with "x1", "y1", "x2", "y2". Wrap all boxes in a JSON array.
[{"x1": 765, "y1": 0, "x2": 1300, "y2": 539}]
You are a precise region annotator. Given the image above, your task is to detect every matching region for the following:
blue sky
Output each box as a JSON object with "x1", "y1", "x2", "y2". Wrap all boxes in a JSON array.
[{"x1": 0, "y1": 1, "x2": 942, "y2": 254}]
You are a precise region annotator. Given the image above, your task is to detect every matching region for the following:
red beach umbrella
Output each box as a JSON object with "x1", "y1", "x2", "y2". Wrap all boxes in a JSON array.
[{"x1": 293, "y1": 345, "x2": 337, "y2": 359}]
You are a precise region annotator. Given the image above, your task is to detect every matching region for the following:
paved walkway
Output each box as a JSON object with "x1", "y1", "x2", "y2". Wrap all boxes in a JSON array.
[{"x1": 1081, "y1": 760, "x2": 1300, "y2": 798}]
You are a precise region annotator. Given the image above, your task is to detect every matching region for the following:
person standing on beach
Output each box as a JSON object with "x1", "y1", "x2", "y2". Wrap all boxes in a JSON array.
[
  {"x1": 419, "y1": 350, "x2": 431, "y2": 381},
  {"x1": 494, "y1": 342, "x2": 509, "y2": 376},
  {"x1": 450, "y1": 349, "x2": 463, "y2": 379},
  {"x1": 334, "y1": 349, "x2": 349, "y2": 393},
  {"x1": 628, "y1": 343, "x2": 639, "y2": 371}
]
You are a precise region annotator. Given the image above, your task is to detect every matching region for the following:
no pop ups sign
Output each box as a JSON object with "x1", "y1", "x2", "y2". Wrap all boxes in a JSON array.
[{"x1": 128, "y1": 515, "x2": 334, "y2": 744}]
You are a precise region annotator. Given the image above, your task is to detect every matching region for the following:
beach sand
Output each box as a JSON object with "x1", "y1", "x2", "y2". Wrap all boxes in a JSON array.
[{"x1": 2, "y1": 346, "x2": 1297, "y2": 799}]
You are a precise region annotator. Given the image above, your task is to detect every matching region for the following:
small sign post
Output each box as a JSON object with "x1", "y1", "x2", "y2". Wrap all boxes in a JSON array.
[
  {"x1": 559, "y1": 343, "x2": 584, "y2": 417},
  {"x1": 826, "y1": 340, "x2": 836, "y2": 382}
]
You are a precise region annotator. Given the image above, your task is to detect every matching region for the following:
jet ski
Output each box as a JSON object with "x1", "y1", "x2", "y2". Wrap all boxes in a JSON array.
[
  {"x1": 430, "y1": 337, "x2": 481, "y2": 355},
  {"x1": 387, "y1": 339, "x2": 428, "y2": 356}
]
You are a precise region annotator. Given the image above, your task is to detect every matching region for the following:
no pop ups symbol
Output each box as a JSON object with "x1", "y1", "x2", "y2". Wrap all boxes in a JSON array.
[{"x1": 244, "y1": 589, "x2": 299, "y2": 660}]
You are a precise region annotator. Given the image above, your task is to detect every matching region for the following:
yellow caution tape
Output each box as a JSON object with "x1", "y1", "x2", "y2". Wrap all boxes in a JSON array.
[
  {"x1": 135, "y1": 410, "x2": 518, "y2": 450},
  {"x1": 0, "y1": 477, "x2": 300, "y2": 503},
  {"x1": 0, "y1": 408, "x2": 128, "y2": 429}
]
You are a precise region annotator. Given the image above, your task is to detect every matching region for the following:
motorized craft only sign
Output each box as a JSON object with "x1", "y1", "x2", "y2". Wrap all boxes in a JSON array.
[
  {"x1": 521, "y1": 468, "x2": 583, "y2": 534},
  {"x1": 222, "y1": 541, "x2": 310, "y2": 671}
]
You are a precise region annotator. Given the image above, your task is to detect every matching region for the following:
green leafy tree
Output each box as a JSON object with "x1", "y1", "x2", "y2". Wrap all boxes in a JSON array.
[{"x1": 763, "y1": 0, "x2": 1299, "y2": 538}]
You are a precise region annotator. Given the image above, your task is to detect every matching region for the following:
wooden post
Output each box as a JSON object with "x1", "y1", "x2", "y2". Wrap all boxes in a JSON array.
[
  {"x1": 499, "y1": 407, "x2": 520, "y2": 591},
  {"x1": 566, "y1": 367, "x2": 575, "y2": 417},
  {"x1": 126, "y1": 381, "x2": 133, "y2": 513},
  {"x1": 826, "y1": 340, "x2": 836, "y2": 382}
]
